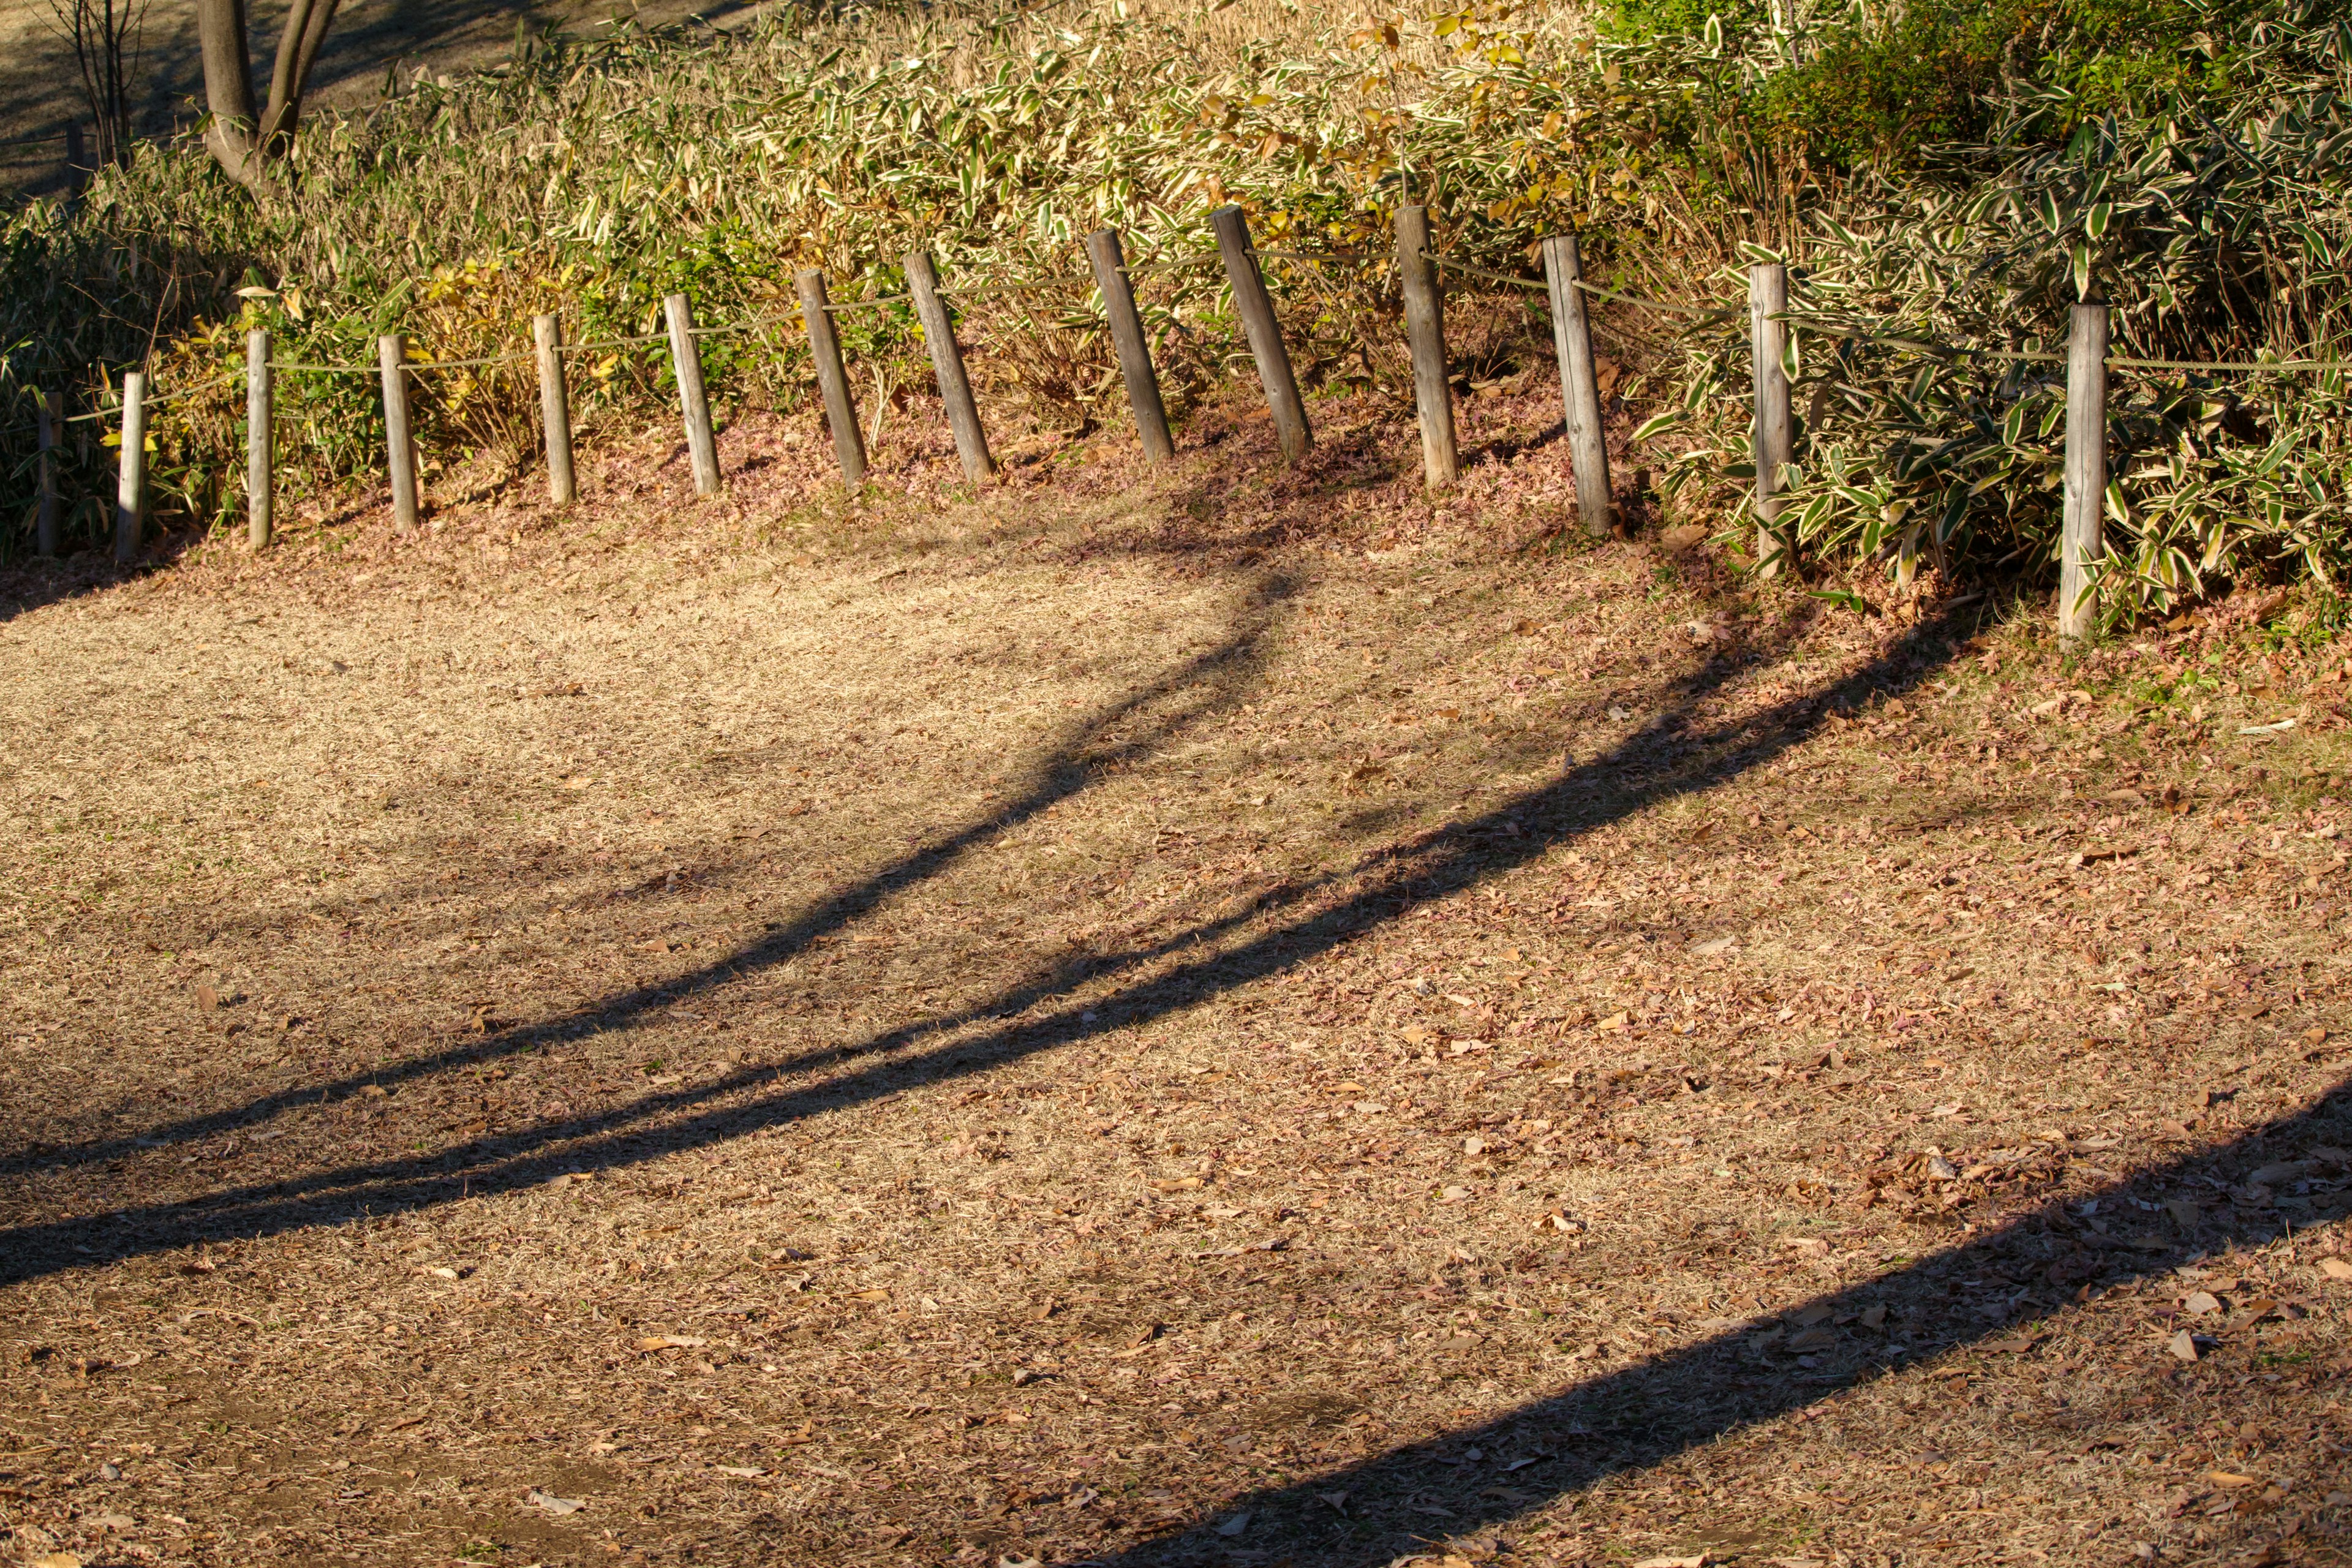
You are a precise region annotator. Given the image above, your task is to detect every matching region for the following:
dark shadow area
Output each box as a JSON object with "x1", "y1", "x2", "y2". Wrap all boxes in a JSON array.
[
  {"x1": 1, "y1": 594, "x2": 1971, "y2": 1281},
  {"x1": 1071, "y1": 1088, "x2": 2351, "y2": 1567},
  {"x1": 2, "y1": 573, "x2": 1294, "y2": 1177},
  {"x1": 0, "y1": 528, "x2": 216, "y2": 621}
]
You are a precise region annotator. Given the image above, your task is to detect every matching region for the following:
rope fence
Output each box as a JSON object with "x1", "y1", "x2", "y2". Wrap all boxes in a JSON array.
[{"x1": 11, "y1": 205, "x2": 2337, "y2": 625}]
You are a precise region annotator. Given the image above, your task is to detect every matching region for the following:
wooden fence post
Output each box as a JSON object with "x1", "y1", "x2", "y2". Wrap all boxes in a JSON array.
[
  {"x1": 534, "y1": 313, "x2": 576, "y2": 506},
  {"x1": 379, "y1": 333, "x2": 419, "y2": 532},
  {"x1": 1541, "y1": 232, "x2": 1614, "y2": 537},
  {"x1": 1085, "y1": 227, "x2": 1174, "y2": 463},
  {"x1": 664, "y1": 293, "x2": 722, "y2": 496},
  {"x1": 902, "y1": 251, "x2": 996, "y2": 483},
  {"x1": 796, "y1": 270, "x2": 867, "y2": 487},
  {"x1": 246, "y1": 327, "x2": 273, "y2": 549},
  {"x1": 36, "y1": 389, "x2": 61, "y2": 556},
  {"x1": 1395, "y1": 204, "x2": 1458, "y2": 489},
  {"x1": 2060, "y1": 300, "x2": 2110, "y2": 639},
  {"x1": 112, "y1": 371, "x2": 145, "y2": 563},
  {"x1": 1749, "y1": 262, "x2": 1793, "y2": 576},
  {"x1": 1210, "y1": 205, "x2": 1312, "y2": 465}
]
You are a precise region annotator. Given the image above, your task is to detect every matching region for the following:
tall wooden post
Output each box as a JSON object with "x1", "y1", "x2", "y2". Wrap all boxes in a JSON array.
[
  {"x1": 1210, "y1": 206, "x2": 1311, "y2": 465},
  {"x1": 379, "y1": 333, "x2": 419, "y2": 532},
  {"x1": 1395, "y1": 205, "x2": 1458, "y2": 489},
  {"x1": 665, "y1": 293, "x2": 722, "y2": 496},
  {"x1": 534, "y1": 312, "x2": 576, "y2": 506},
  {"x1": 902, "y1": 251, "x2": 995, "y2": 483},
  {"x1": 796, "y1": 270, "x2": 867, "y2": 486},
  {"x1": 2061, "y1": 301, "x2": 2110, "y2": 639},
  {"x1": 246, "y1": 327, "x2": 273, "y2": 549},
  {"x1": 36, "y1": 389, "x2": 61, "y2": 556},
  {"x1": 1085, "y1": 227, "x2": 1174, "y2": 463},
  {"x1": 1542, "y1": 232, "x2": 1613, "y2": 536},
  {"x1": 1749, "y1": 263, "x2": 1793, "y2": 576},
  {"x1": 112, "y1": 371, "x2": 145, "y2": 564}
]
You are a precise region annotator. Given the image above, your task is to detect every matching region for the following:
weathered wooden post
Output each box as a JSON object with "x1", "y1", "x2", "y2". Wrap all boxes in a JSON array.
[
  {"x1": 1210, "y1": 206, "x2": 1311, "y2": 465},
  {"x1": 36, "y1": 389, "x2": 61, "y2": 556},
  {"x1": 378, "y1": 334, "x2": 418, "y2": 531},
  {"x1": 246, "y1": 328, "x2": 273, "y2": 549},
  {"x1": 1749, "y1": 262, "x2": 1793, "y2": 576},
  {"x1": 796, "y1": 270, "x2": 867, "y2": 486},
  {"x1": 1541, "y1": 232, "x2": 1614, "y2": 536},
  {"x1": 1395, "y1": 205, "x2": 1458, "y2": 489},
  {"x1": 902, "y1": 251, "x2": 996, "y2": 483},
  {"x1": 533, "y1": 313, "x2": 576, "y2": 506},
  {"x1": 112, "y1": 371, "x2": 145, "y2": 563},
  {"x1": 2060, "y1": 301, "x2": 2110, "y2": 639},
  {"x1": 1085, "y1": 227, "x2": 1174, "y2": 463},
  {"x1": 664, "y1": 293, "x2": 722, "y2": 496}
]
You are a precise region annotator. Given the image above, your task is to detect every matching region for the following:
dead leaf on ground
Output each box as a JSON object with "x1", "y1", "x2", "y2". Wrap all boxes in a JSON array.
[{"x1": 526, "y1": 1488, "x2": 586, "y2": 1515}]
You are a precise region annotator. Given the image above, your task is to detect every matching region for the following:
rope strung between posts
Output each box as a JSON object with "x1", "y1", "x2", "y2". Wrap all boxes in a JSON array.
[
  {"x1": 1572, "y1": 276, "x2": 1743, "y2": 321},
  {"x1": 13, "y1": 237, "x2": 2342, "y2": 445},
  {"x1": 1435, "y1": 255, "x2": 1546, "y2": 293},
  {"x1": 941, "y1": 276, "x2": 1090, "y2": 299}
]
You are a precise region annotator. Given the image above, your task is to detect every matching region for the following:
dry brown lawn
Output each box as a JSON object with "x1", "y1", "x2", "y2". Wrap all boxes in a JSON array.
[{"x1": 2, "y1": 388, "x2": 2350, "y2": 1568}]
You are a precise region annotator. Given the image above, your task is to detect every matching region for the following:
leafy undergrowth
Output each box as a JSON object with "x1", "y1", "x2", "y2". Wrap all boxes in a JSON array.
[{"x1": 1, "y1": 396, "x2": 2350, "y2": 1568}]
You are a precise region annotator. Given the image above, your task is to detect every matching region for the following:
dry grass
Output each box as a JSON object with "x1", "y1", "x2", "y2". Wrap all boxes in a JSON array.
[{"x1": 2, "y1": 385, "x2": 2350, "y2": 1568}]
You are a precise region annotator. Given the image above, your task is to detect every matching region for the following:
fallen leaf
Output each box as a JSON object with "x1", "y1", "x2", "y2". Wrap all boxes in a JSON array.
[
  {"x1": 2206, "y1": 1471, "x2": 2260, "y2": 1489},
  {"x1": 2168, "y1": 1329, "x2": 2201, "y2": 1362},
  {"x1": 1984, "y1": 1335, "x2": 2041, "y2": 1354},
  {"x1": 850, "y1": 1288, "x2": 891, "y2": 1303},
  {"x1": 637, "y1": 1335, "x2": 709, "y2": 1352},
  {"x1": 195, "y1": 984, "x2": 219, "y2": 1009},
  {"x1": 1316, "y1": 1490, "x2": 1350, "y2": 1514},
  {"x1": 1214, "y1": 1510, "x2": 1253, "y2": 1537},
  {"x1": 1598, "y1": 1010, "x2": 1630, "y2": 1031},
  {"x1": 1151, "y1": 1177, "x2": 1204, "y2": 1193},
  {"x1": 417, "y1": 1265, "x2": 459, "y2": 1281},
  {"x1": 29, "y1": 1556, "x2": 83, "y2": 1568},
  {"x1": 1860, "y1": 1304, "x2": 1887, "y2": 1329},
  {"x1": 714, "y1": 1465, "x2": 766, "y2": 1479},
  {"x1": 1785, "y1": 1327, "x2": 1834, "y2": 1351},
  {"x1": 1631, "y1": 1556, "x2": 1708, "y2": 1568},
  {"x1": 86, "y1": 1513, "x2": 134, "y2": 1531},
  {"x1": 526, "y1": 1488, "x2": 586, "y2": 1515},
  {"x1": 2320, "y1": 1258, "x2": 2352, "y2": 1281},
  {"x1": 2184, "y1": 1291, "x2": 2222, "y2": 1316}
]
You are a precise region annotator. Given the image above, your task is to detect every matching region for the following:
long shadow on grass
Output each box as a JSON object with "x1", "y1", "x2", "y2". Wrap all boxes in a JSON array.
[
  {"x1": 1, "y1": 572, "x2": 1297, "y2": 1178},
  {"x1": 1077, "y1": 1093, "x2": 2351, "y2": 1568},
  {"x1": 0, "y1": 597, "x2": 1962, "y2": 1283}
]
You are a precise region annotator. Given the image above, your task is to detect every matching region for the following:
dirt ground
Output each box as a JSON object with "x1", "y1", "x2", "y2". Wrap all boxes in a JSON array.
[{"x1": 2, "y1": 381, "x2": 2350, "y2": 1568}]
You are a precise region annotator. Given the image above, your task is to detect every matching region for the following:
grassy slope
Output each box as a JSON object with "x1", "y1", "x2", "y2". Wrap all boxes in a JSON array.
[{"x1": 0, "y1": 388, "x2": 2348, "y2": 1566}]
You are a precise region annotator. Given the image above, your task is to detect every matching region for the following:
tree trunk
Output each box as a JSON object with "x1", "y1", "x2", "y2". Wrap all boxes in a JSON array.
[{"x1": 197, "y1": 0, "x2": 338, "y2": 194}]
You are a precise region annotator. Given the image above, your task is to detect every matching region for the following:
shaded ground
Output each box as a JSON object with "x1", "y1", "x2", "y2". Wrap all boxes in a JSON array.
[
  {"x1": 1, "y1": 382, "x2": 2350, "y2": 1568},
  {"x1": 1, "y1": 0, "x2": 775, "y2": 198}
]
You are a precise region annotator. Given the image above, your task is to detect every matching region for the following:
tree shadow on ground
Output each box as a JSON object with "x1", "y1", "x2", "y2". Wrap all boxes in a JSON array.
[
  {"x1": 17, "y1": 591, "x2": 2339, "y2": 1566},
  {"x1": 1079, "y1": 1090, "x2": 2348, "y2": 1567},
  {"x1": 2, "y1": 594, "x2": 1967, "y2": 1276},
  {"x1": 2, "y1": 568, "x2": 1298, "y2": 1176}
]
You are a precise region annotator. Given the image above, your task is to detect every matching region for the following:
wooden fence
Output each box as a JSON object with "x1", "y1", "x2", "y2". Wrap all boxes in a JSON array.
[{"x1": 20, "y1": 204, "x2": 2307, "y2": 638}]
